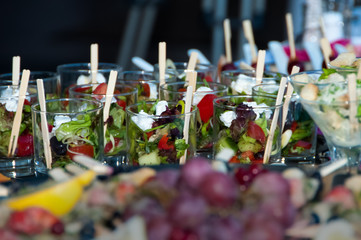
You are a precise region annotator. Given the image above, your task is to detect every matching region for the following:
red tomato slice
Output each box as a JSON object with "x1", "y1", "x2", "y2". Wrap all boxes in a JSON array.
[
  {"x1": 293, "y1": 140, "x2": 312, "y2": 150},
  {"x1": 142, "y1": 83, "x2": 150, "y2": 98},
  {"x1": 197, "y1": 94, "x2": 217, "y2": 123},
  {"x1": 290, "y1": 121, "x2": 298, "y2": 132},
  {"x1": 67, "y1": 144, "x2": 94, "y2": 160},
  {"x1": 75, "y1": 86, "x2": 91, "y2": 93},
  {"x1": 23, "y1": 99, "x2": 31, "y2": 106},
  {"x1": 205, "y1": 75, "x2": 213, "y2": 82},
  {"x1": 241, "y1": 151, "x2": 255, "y2": 162},
  {"x1": 247, "y1": 121, "x2": 266, "y2": 144},
  {"x1": 178, "y1": 88, "x2": 187, "y2": 92},
  {"x1": 158, "y1": 134, "x2": 175, "y2": 150},
  {"x1": 117, "y1": 99, "x2": 126, "y2": 110},
  {"x1": 104, "y1": 138, "x2": 121, "y2": 154},
  {"x1": 229, "y1": 156, "x2": 239, "y2": 163}
]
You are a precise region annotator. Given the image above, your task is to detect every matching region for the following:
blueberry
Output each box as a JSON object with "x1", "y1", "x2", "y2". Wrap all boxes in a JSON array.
[
  {"x1": 50, "y1": 136, "x2": 67, "y2": 155},
  {"x1": 310, "y1": 213, "x2": 320, "y2": 224},
  {"x1": 80, "y1": 220, "x2": 95, "y2": 240}
]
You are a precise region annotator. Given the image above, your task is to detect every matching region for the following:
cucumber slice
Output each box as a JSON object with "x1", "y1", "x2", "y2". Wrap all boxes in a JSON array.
[{"x1": 138, "y1": 150, "x2": 161, "y2": 165}]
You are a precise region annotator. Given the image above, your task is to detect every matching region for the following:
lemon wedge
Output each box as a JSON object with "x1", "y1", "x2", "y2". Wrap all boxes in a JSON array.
[{"x1": 6, "y1": 170, "x2": 95, "y2": 216}]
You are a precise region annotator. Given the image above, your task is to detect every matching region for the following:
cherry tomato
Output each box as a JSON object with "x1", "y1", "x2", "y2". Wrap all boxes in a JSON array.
[
  {"x1": 178, "y1": 88, "x2": 187, "y2": 92},
  {"x1": 229, "y1": 156, "x2": 239, "y2": 163},
  {"x1": 241, "y1": 151, "x2": 255, "y2": 162},
  {"x1": 92, "y1": 83, "x2": 108, "y2": 100},
  {"x1": 117, "y1": 99, "x2": 126, "y2": 110},
  {"x1": 142, "y1": 83, "x2": 150, "y2": 98},
  {"x1": 204, "y1": 75, "x2": 213, "y2": 82},
  {"x1": 290, "y1": 121, "x2": 298, "y2": 132},
  {"x1": 247, "y1": 121, "x2": 266, "y2": 143},
  {"x1": 104, "y1": 138, "x2": 121, "y2": 154},
  {"x1": 293, "y1": 140, "x2": 312, "y2": 150},
  {"x1": 158, "y1": 134, "x2": 175, "y2": 150},
  {"x1": 197, "y1": 94, "x2": 217, "y2": 123},
  {"x1": 74, "y1": 86, "x2": 91, "y2": 93},
  {"x1": 67, "y1": 144, "x2": 94, "y2": 160}
]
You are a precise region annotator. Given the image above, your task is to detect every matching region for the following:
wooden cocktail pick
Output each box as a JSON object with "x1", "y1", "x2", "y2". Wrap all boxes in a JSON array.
[
  {"x1": 179, "y1": 84, "x2": 194, "y2": 165},
  {"x1": 320, "y1": 38, "x2": 332, "y2": 69},
  {"x1": 8, "y1": 69, "x2": 30, "y2": 157},
  {"x1": 286, "y1": 13, "x2": 296, "y2": 60},
  {"x1": 263, "y1": 77, "x2": 287, "y2": 164},
  {"x1": 223, "y1": 18, "x2": 232, "y2": 63},
  {"x1": 347, "y1": 74, "x2": 358, "y2": 132},
  {"x1": 12, "y1": 56, "x2": 20, "y2": 86},
  {"x1": 91, "y1": 43, "x2": 98, "y2": 90},
  {"x1": 243, "y1": 20, "x2": 257, "y2": 64},
  {"x1": 282, "y1": 66, "x2": 300, "y2": 131},
  {"x1": 37, "y1": 79, "x2": 52, "y2": 169},
  {"x1": 255, "y1": 50, "x2": 266, "y2": 85},
  {"x1": 103, "y1": 70, "x2": 118, "y2": 137}
]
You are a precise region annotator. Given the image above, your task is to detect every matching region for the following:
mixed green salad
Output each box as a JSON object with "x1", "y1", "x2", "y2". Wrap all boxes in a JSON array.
[
  {"x1": 0, "y1": 88, "x2": 34, "y2": 158},
  {"x1": 69, "y1": 83, "x2": 137, "y2": 160},
  {"x1": 33, "y1": 99, "x2": 103, "y2": 168},
  {"x1": 160, "y1": 81, "x2": 228, "y2": 155},
  {"x1": 252, "y1": 85, "x2": 316, "y2": 158},
  {"x1": 126, "y1": 100, "x2": 196, "y2": 165},
  {"x1": 214, "y1": 97, "x2": 281, "y2": 164}
]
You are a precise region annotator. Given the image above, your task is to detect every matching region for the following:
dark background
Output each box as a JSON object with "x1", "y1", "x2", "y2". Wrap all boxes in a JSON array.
[{"x1": 0, "y1": 0, "x2": 288, "y2": 73}]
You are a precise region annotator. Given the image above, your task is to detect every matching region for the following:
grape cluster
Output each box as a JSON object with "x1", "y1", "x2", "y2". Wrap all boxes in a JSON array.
[{"x1": 123, "y1": 157, "x2": 296, "y2": 240}]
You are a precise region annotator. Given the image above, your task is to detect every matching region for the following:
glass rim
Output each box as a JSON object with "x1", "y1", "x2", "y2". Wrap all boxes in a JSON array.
[
  {"x1": 159, "y1": 81, "x2": 228, "y2": 94},
  {"x1": 68, "y1": 83, "x2": 138, "y2": 97},
  {"x1": 300, "y1": 96, "x2": 361, "y2": 106},
  {"x1": 126, "y1": 100, "x2": 198, "y2": 118},
  {"x1": 31, "y1": 97, "x2": 103, "y2": 114},
  {"x1": 213, "y1": 95, "x2": 283, "y2": 110},
  {"x1": 0, "y1": 71, "x2": 58, "y2": 82},
  {"x1": 221, "y1": 69, "x2": 287, "y2": 80},
  {"x1": 57, "y1": 62, "x2": 121, "y2": 73},
  {"x1": 154, "y1": 62, "x2": 215, "y2": 70},
  {"x1": 252, "y1": 83, "x2": 296, "y2": 97},
  {"x1": 119, "y1": 70, "x2": 175, "y2": 81},
  {"x1": 0, "y1": 85, "x2": 38, "y2": 100}
]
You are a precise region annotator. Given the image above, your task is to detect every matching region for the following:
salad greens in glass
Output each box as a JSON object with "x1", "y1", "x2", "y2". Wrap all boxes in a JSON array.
[
  {"x1": 160, "y1": 81, "x2": 228, "y2": 157},
  {"x1": 126, "y1": 100, "x2": 196, "y2": 165},
  {"x1": 213, "y1": 95, "x2": 282, "y2": 164},
  {"x1": 0, "y1": 86, "x2": 37, "y2": 159},
  {"x1": 69, "y1": 83, "x2": 137, "y2": 163},
  {"x1": 31, "y1": 98, "x2": 104, "y2": 171},
  {"x1": 252, "y1": 84, "x2": 317, "y2": 160}
]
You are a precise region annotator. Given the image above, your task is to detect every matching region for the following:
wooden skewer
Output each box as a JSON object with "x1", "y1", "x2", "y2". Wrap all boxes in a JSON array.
[
  {"x1": 158, "y1": 42, "x2": 166, "y2": 98},
  {"x1": 282, "y1": 66, "x2": 300, "y2": 131},
  {"x1": 187, "y1": 51, "x2": 198, "y2": 72},
  {"x1": 320, "y1": 38, "x2": 332, "y2": 69},
  {"x1": 103, "y1": 70, "x2": 118, "y2": 137},
  {"x1": 37, "y1": 79, "x2": 52, "y2": 169},
  {"x1": 91, "y1": 43, "x2": 98, "y2": 90},
  {"x1": 8, "y1": 70, "x2": 30, "y2": 157},
  {"x1": 357, "y1": 63, "x2": 361, "y2": 80},
  {"x1": 255, "y1": 50, "x2": 266, "y2": 85},
  {"x1": 263, "y1": 77, "x2": 287, "y2": 164},
  {"x1": 179, "y1": 85, "x2": 194, "y2": 165},
  {"x1": 223, "y1": 18, "x2": 232, "y2": 63},
  {"x1": 186, "y1": 71, "x2": 197, "y2": 95},
  {"x1": 347, "y1": 74, "x2": 358, "y2": 131},
  {"x1": 243, "y1": 20, "x2": 257, "y2": 64},
  {"x1": 319, "y1": 17, "x2": 326, "y2": 39},
  {"x1": 286, "y1": 13, "x2": 296, "y2": 60},
  {"x1": 12, "y1": 56, "x2": 20, "y2": 86}
]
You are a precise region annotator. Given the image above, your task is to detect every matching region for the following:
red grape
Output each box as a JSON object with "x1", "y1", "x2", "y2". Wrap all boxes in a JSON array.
[
  {"x1": 155, "y1": 169, "x2": 180, "y2": 190},
  {"x1": 180, "y1": 157, "x2": 214, "y2": 191},
  {"x1": 200, "y1": 171, "x2": 238, "y2": 208},
  {"x1": 147, "y1": 217, "x2": 172, "y2": 240},
  {"x1": 260, "y1": 196, "x2": 296, "y2": 228},
  {"x1": 243, "y1": 212, "x2": 284, "y2": 240},
  {"x1": 168, "y1": 193, "x2": 207, "y2": 229},
  {"x1": 204, "y1": 216, "x2": 244, "y2": 240},
  {"x1": 169, "y1": 227, "x2": 200, "y2": 240},
  {"x1": 250, "y1": 172, "x2": 290, "y2": 197}
]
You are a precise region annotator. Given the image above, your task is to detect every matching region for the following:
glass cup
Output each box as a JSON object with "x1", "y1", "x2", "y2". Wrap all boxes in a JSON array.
[
  {"x1": 119, "y1": 71, "x2": 176, "y2": 101},
  {"x1": 126, "y1": 101, "x2": 197, "y2": 165},
  {"x1": 221, "y1": 69, "x2": 286, "y2": 95},
  {"x1": 160, "y1": 81, "x2": 228, "y2": 158},
  {"x1": 328, "y1": 57, "x2": 360, "y2": 74},
  {"x1": 57, "y1": 63, "x2": 122, "y2": 97},
  {"x1": 213, "y1": 95, "x2": 283, "y2": 164},
  {"x1": 31, "y1": 98, "x2": 104, "y2": 173},
  {"x1": 69, "y1": 83, "x2": 138, "y2": 166},
  {"x1": 154, "y1": 62, "x2": 217, "y2": 82},
  {"x1": 0, "y1": 71, "x2": 61, "y2": 98},
  {"x1": 290, "y1": 71, "x2": 361, "y2": 167},
  {"x1": 252, "y1": 83, "x2": 317, "y2": 163},
  {"x1": 0, "y1": 85, "x2": 37, "y2": 177}
]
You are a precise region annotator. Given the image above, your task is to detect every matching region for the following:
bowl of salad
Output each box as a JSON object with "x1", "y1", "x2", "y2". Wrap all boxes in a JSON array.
[
  {"x1": 126, "y1": 100, "x2": 197, "y2": 165},
  {"x1": 327, "y1": 52, "x2": 360, "y2": 73},
  {"x1": 154, "y1": 62, "x2": 217, "y2": 82},
  {"x1": 252, "y1": 83, "x2": 317, "y2": 162},
  {"x1": 160, "y1": 81, "x2": 228, "y2": 158},
  {"x1": 213, "y1": 95, "x2": 283, "y2": 164},
  {"x1": 31, "y1": 98, "x2": 104, "y2": 173},
  {"x1": 69, "y1": 83, "x2": 138, "y2": 166},
  {"x1": 0, "y1": 85, "x2": 37, "y2": 177},
  {"x1": 220, "y1": 69, "x2": 286, "y2": 95}
]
